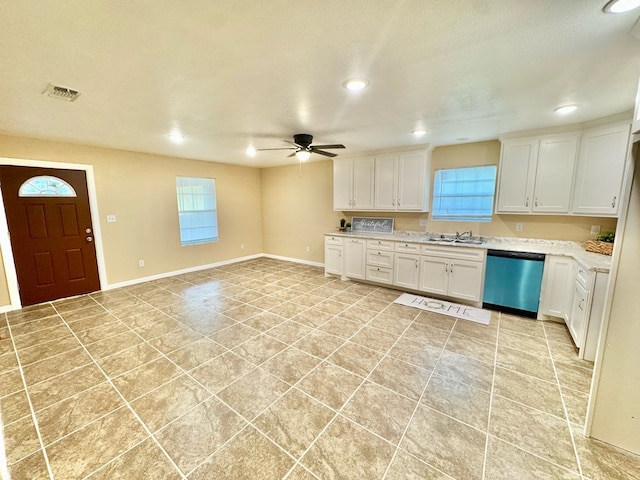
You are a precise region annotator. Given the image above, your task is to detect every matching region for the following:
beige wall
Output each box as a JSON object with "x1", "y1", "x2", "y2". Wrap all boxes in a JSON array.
[
  {"x1": 261, "y1": 160, "x2": 342, "y2": 264},
  {"x1": 344, "y1": 141, "x2": 617, "y2": 241},
  {"x1": 589, "y1": 147, "x2": 640, "y2": 454},
  {"x1": 0, "y1": 134, "x2": 263, "y2": 305}
]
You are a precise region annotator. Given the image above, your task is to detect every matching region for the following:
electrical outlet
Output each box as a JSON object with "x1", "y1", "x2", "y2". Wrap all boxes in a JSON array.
[
  {"x1": 419, "y1": 219, "x2": 428, "y2": 227},
  {"x1": 515, "y1": 223, "x2": 524, "y2": 232},
  {"x1": 305, "y1": 246, "x2": 310, "y2": 253},
  {"x1": 106, "y1": 215, "x2": 116, "y2": 223},
  {"x1": 590, "y1": 225, "x2": 601, "y2": 235},
  {"x1": 138, "y1": 260, "x2": 144, "y2": 267},
  {"x1": 240, "y1": 243, "x2": 245, "y2": 249}
]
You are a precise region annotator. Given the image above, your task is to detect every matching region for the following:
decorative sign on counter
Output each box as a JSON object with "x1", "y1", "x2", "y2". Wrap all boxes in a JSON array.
[{"x1": 351, "y1": 217, "x2": 394, "y2": 234}]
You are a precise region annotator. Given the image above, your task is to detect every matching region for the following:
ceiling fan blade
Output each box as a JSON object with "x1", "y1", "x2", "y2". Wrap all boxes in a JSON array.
[
  {"x1": 311, "y1": 149, "x2": 338, "y2": 158},
  {"x1": 311, "y1": 144, "x2": 345, "y2": 149},
  {"x1": 287, "y1": 152, "x2": 297, "y2": 157},
  {"x1": 256, "y1": 147, "x2": 297, "y2": 151}
]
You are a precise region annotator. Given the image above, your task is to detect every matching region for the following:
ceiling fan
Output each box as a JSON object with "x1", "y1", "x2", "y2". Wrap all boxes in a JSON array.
[{"x1": 257, "y1": 134, "x2": 345, "y2": 160}]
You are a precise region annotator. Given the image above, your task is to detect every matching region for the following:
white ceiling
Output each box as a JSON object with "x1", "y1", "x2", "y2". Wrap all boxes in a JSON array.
[{"x1": 1, "y1": 1, "x2": 639, "y2": 167}]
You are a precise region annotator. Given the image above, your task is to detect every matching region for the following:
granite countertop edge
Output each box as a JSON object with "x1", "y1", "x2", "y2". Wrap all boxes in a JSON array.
[{"x1": 325, "y1": 230, "x2": 612, "y2": 273}]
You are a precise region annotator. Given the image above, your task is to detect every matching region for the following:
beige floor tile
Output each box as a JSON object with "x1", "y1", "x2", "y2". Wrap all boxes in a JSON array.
[
  {"x1": 18, "y1": 334, "x2": 82, "y2": 366},
  {"x1": 165, "y1": 337, "x2": 226, "y2": 371},
  {"x1": 452, "y1": 318, "x2": 498, "y2": 343},
  {"x1": 130, "y1": 374, "x2": 211, "y2": 432},
  {"x1": 265, "y1": 319, "x2": 312, "y2": 343},
  {"x1": 97, "y1": 342, "x2": 161, "y2": 377},
  {"x1": 112, "y1": 357, "x2": 183, "y2": 401},
  {"x1": 370, "y1": 356, "x2": 432, "y2": 400},
  {"x1": 342, "y1": 381, "x2": 417, "y2": 443},
  {"x1": 269, "y1": 301, "x2": 309, "y2": 319},
  {"x1": 285, "y1": 465, "x2": 319, "y2": 480},
  {"x1": 46, "y1": 407, "x2": 148, "y2": 479},
  {"x1": 422, "y1": 373, "x2": 491, "y2": 431},
  {"x1": 224, "y1": 303, "x2": 264, "y2": 322},
  {"x1": 350, "y1": 325, "x2": 399, "y2": 353},
  {"x1": 0, "y1": 389, "x2": 31, "y2": 425},
  {"x1": 66, "y1": 311, "x2": 119, "y2": 334},
  {"x1": 327, "y1": 341, "x2": 384, "y2": 377},
  {"x1": 368, "y1": 313, "x2": 413, "y2": 336},
  {"x1": 302, "y1": 416, "x2": 395, "y2": 479},
  {"x1": 496, "y1": 344, "x2": 556, "y2": 382},
  {"x1": 190, "y1": 351, "x2": 255, "y2": 393},
  {"x1": 13, "y1": 324, "x2": 73, "y2": 350},
  {"x1": 294, "y1": 331, "x2": 345, "y2": 359},
  {"x1": 243, "y1": 311, "x2": 287, "y2": 331},
  {"x1": 37, "y1": 382, "x2": 124, "y2": 445},
  {"x1": 0, "y1": 350, "x2": 18, "y2": 374},
  {"x1": 561, "y1": 387, "x2": 589, "y2": 426},
  {"x1": 402, "y1": 322, "x2": 450, "y2": 349},
  {"x1": 339, "y1": 304, "x2": 381, "y2": 323},
  {"x1": 0, "y1": 368, "x2": 23, "y2": 397},
  {"x1": 543, "y1": 320, "x2": 574, "y2": 345},
  {"x1": 188, "y1": 426, "x2": 295, "y2": 479},
  {"x1": 402, "y1": 405, "x2": 486, "y2": 480},
  {"x1": 147, "y1": 325, "x2": 204, "y2": 354},
  {"x1": 291, "y1": 309, "x2": 334, "y2": 328},
  {"x1": 485, "y1": 435, "x2": 581, "y2": 479},
  {"x1": 155, "y1": 397, "x2": 247, "y2": 474},
  {"x1": 75, "y1": 320, "x2": 130, "y2": 344},
  {"x1": 385, "y1": 450, "x2": 452, "y2": 479},
  {"x1": 7, "y1": 448, "x2": 51, "y2": 480},
  {"x1": 232, "y1": 334, "x2": 288, "y2": 365},
  {"x1": 210, "y1": 323, "x2": 260, "y2": 348},
  {"x1": 23, "y1": 347, "x2": 93, "y2": 385},
  {"x1": 317, "y1": 316, "x2": 362, "y2": 339},
  {"x1": 28, "y1": 363, "x2": 106, "y2": 411},
  {"x1": 7, "y1": 304, "x2": 57, "y2": 324},
  {"x1": 445, "y1": 332, "x2": 496, "y2": 364},
  {"x1": 9, "y1": 315, "x2": 64, "y2": 337},
  {"x1": 84, "y1": 331, "x2": 144, "y2": 359},
  {"x1": 413, "y1": 310, "x2": 457, "y2": 331},
  {"x1": 297, "y1": 361, "x2": 363, "y2": 410},
  {"x1": 555, "y1": 360, "x2": 594, "y2": 393},
  {"x1": 493, "y1": 367, "x2": 565, "y2": 418},
  {"x1": 489, "y1": 395, "x2": 579, "y2": 472},
  {"x1": 217, "y1": 367, "x2": 290, "y2": 420},
  {"x1": 59, "y1": 304, "x2": 108, "y2": 323},
  {"x1": 261, "y1": 347, "x2": 321, "y2": 385},
  {"x1": 433, "y1": 350, "x2": 494, "y2": 392},
  {"x1": 4, "y1": 415, "x2": 42, "y2": 464},
  {"x1": 572, "y1": 427, "x2": 640, "y2": 480},
  {"x1": 548, "y1": 340, "x2": 591, "y2": 368},
  {"x1": 254, "y1": 388, "x2": 335, "y2": 457},
  {"x1": 499, "y1": 314, "x2": 546, "y2": 338},
  {"x1": 387, "y1": 336, "x2": 442, "y2": 370},
  {"x1": 498, "y1": 328, "x2": 550, "y2": 358}
]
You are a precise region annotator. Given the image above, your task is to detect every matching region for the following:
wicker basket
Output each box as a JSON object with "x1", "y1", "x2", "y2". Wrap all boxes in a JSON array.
[{"x1": 585, "y1": 240, "x2": 614, "y2": 256}]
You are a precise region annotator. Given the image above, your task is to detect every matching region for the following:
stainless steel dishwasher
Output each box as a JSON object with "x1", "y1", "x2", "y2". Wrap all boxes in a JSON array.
[{"x1": 482, "y1": 249, "x2": 546, "y2": 318}]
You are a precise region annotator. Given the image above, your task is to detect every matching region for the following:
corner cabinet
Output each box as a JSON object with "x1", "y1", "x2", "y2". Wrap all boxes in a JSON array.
[
  {"x1": 373, "y1": 150, "x2": 430, "y2": 212},
  {"x1": 570, "y1": 123, "x2": 631, "y2": 217},
  {"x1": 496, "y1": 133, "x2": 579, "y2": 214},
  {"x1": 333, "y1": 157, "x2": 375, "y2": 211}
]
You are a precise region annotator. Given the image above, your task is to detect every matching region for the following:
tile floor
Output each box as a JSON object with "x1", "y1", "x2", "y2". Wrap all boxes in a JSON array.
[{"x1": 1, "y1": 258, "x2": 639, "y2": 479}]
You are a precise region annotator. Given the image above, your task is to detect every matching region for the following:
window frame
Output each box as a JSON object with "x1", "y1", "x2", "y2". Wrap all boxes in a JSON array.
[
  {"x1": 431, "y1": 165, "x2": 497, "y2": 222},
  {"x1": 175, "y1": 176, "x2": 219, "y2": 246}
]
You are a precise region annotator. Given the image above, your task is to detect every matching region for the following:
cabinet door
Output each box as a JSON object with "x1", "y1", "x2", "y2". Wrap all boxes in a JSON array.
[
  {"x1": 344, "y1": 238, "x2": 366, "y2": 280},
  {"x1": 352, "y1": 157, "x2": 375, "y2": 209},
  {"x1": 374, "y1": 155, "x2": 397, "y2": 210},
  {"x1": 394, "y1": 253, "x2": 420, "y2": 290},
  {"x1": 496, "y1": 139, "x2": 538, "y2": 213},
  {"x1": 419, "y1": 255, "x2": 448, "y2": 296},
  {"x1": 333, "y1": 159, "x2": 353, "y2": 210},
  {"x1": 324, "y1": 245, "x2": 343, "y2": 275},
  {"x1": 540, "y1": 256, "x2": 574, "y2": 320},
  {"x1": 532, "y1": 134, "x2": 578, "y2": 213},
  {"x1": 447, "y1": 259, "x2": 484, "y2": 302},
  {"x1": 397, "y1": 151, "x2": 428, "y2": 211},
  {"x1": 571, "y1": 123, "x2": 631, "y2": 216},
  {"x1": 568, "y1": 281, "x2": 588, "y2": 347}
]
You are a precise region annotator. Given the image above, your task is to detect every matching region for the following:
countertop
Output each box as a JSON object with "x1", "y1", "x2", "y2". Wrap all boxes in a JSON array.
[{"x1": 325, "y1": 230, "x2": 612, "y2": 273}]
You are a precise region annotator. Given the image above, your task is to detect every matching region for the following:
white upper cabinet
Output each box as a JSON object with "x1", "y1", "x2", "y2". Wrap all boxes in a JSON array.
[
  {"x1": 571, "y1": 123, "x2": 631, "y2": 217},
  {"x1": 374, "y1": 150, "x2": 429, "y2": 211},
  {"x1": 333, "y1": 157, "x2": 374, "y2": 211},
  {"x1": 496, "y1": 133, "x2": 578, "y2": 214}
]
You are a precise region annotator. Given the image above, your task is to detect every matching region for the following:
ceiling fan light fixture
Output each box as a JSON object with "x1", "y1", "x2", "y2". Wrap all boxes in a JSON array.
[
  {"x1": 412, "y1": 129, "x2": 428, "y2": 136},
  {"x1": 343, "y1": 78, "x2": 369, "y2": 91},
  {"x1": 245, "y1": 145, "x2": 257, "y2": 157},
  {"x1": 168, "y1": 130, "x2": 185, "y2": 144},
  {"x1": 554, "y1": 104, "x2": 578, "y2": 115},
  {"x1": 295, "y1": 150, "x2": 311, "y2": 161},
  {"x1": 603, "y1": 0, "x2": 640, "y2": 13}
]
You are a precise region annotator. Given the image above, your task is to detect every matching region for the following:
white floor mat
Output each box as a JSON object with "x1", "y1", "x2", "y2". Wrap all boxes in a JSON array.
[{"x1": 394, "y1": 293, "x2": 491, "y2": 325}]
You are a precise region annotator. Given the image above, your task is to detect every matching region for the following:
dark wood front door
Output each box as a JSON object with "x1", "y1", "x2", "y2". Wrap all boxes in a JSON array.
[{"x1": 0, "y1": 166, "x2": 100, "y2": 306}]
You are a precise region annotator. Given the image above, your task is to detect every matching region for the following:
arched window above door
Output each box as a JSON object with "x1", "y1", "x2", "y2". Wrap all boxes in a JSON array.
[{"x1": 18, "y1": 176, "x2": 77, "y2": 197}]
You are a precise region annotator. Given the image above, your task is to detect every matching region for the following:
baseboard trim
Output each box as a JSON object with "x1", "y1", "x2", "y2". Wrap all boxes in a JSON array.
[{"x1": 261, "y1": 254, "x2": 324, "y2": 268}]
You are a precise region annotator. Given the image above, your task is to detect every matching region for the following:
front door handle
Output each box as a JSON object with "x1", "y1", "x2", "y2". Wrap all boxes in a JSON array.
[{"x1": 86, "y1": 236, "x2": 93, "y2": 242}]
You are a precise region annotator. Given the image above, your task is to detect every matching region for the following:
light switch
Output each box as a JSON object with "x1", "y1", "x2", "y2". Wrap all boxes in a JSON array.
[{"x1": 106, "y1": 215, "x2": 117, "y2": 223}]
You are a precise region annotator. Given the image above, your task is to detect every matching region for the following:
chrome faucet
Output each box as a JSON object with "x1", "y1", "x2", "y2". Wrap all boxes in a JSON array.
[{"x1": 455, "y1": 230, "x2": 472, "y2": 240}]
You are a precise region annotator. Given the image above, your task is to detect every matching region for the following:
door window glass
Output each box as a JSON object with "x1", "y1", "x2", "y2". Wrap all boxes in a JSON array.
[{"x1": 18, "y1": 176, "x2": 77, "y2": 197}]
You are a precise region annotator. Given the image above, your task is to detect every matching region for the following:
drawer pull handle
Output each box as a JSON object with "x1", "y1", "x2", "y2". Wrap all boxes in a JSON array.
[{"x1": 611, "y1": 196, "x2": 617, "y2": 208}]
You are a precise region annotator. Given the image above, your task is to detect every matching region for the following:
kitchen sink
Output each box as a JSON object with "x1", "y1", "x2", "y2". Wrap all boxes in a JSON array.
[{"x1": 425, "y1": 237, "x2": 485, "y2": 245}]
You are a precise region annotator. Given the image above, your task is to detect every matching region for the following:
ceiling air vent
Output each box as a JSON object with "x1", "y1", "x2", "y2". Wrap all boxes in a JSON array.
[{"x1": 42, "y1": 83, "x2": 81, "y2": 102}]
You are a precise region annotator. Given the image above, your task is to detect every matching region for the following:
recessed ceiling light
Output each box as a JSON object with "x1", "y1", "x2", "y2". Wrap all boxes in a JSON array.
[
  {"x1": 603, "y1": 0, "x2": 640, "y2": 13},
  {"x1": 245, "y1": 145, "x2": 257, "y2": 157},
  {"x1": 412, "y1": 129, "x2": 428, "y2": 136},
  {"x1": 168, "y1": 130, "x2": 184, "y2": 144},
  {"x1": 342, "y1": 78, "x2": 369, "y2": 91},
  {"x1": 554, "y1": 104, "x2": 578, "y2": 115}
]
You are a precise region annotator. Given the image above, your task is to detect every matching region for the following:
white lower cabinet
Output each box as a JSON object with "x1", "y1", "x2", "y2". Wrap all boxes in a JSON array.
[
  {"x1": 365, "y1": 239, "x2": 394, "y2": 285},
  {"x1": 568, "y1": 280, "x2": 588, "y2": 347},
  {"x1": 540, "y1": 255, "x2": 574, "y2": 321},
  {"x1": 344, "y1": 238, "x2": 366, "y2": 280},
  {"x1": 324, "y1": 235, "x2": 344, "y2": 276},
  {"x1": 419, "y1": 246, "x2": 486, "y2": 302},
  {"x1": 394, "y1": 253, "x2": 420, "y2": 290}
]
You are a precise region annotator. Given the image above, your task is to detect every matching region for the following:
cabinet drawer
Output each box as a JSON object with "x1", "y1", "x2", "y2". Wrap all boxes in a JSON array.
[
  {"x1": 367, "y1": 250, "x2": 394, "y2": 268},
  {"x1": 366, "y1": 239, "x2": 394, "y2": 251},
  {"x1": 366, "y1": 266, "x2": 393, "y2": 285},
  {"x1": 325, "y1": 235, "x2": 343, "y2": 246},
  {"x1": 575, "y1": 262, "x2": 592, "y2": 289},
  {"x1": 420, "y1": 244, "x2": 486, "y2": 262},
  {"x1": 395, "y1": 242, "x2": 421, "y2": 253}
]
